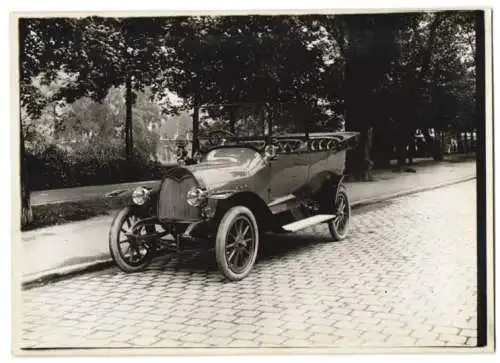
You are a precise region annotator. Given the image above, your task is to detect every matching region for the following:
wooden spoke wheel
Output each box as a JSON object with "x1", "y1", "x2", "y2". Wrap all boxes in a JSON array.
[
  {"x1": 109, "y1": 207, "x2": 155, "y2": 272},
  {"x1": 215, "y1": 206, "x2": 259, "y2": 281}
]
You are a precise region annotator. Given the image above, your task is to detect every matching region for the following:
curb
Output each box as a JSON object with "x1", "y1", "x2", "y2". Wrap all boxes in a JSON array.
[
  {"x1": 21, "y1": 259, "x2": 114, "y2": 290},
  {"x1": 350, "y1": 175, "x2": 476, "y2": 209},
  {"x1": 21, "y1": 174, "x2": 476, "y2": 290}
]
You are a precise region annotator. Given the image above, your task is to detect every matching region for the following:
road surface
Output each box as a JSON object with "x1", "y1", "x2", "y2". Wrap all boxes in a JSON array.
[{"x1": 19, "y1": 181, "x2": 477, "y2": 349}]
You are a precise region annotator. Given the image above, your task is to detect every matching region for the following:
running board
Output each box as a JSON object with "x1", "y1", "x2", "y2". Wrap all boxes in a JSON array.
[{"x1": 281, "y1": 214, "x2": 335, "y2": 232}]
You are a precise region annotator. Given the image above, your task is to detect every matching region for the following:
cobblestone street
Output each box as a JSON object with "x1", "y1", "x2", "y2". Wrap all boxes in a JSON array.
[{"x1": 19, "y1": 180, "x2": 477, "y2": 350}]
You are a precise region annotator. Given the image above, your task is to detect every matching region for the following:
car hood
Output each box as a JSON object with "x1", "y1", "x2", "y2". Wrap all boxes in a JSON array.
[{"x1": 186, "y1": 161, "x2": 252, "y2": 191}]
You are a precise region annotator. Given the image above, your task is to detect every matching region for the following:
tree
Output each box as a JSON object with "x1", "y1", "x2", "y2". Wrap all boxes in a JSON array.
[
  {"x1": 320, "y1": 11, "x2": 477, "y2": 173},
  {"x1": 19, "y1": 16, "x2": 172, "y2": 226},
  {"x1": 386, "y1": 11, "x2": 476, "y2": 162},
  {"x1": 323, "y1": 13, "x2": 414, "y2": 178},
  {"x1": 53, "y1": 17, "x2": 172, "y2": 159},
  {"x1": 19, "y1": 17, "x2": 79, "y2": 225},
  {"x1": 18, "y1": 13, "x2": 480, "y2": 227},
  {"x1": 132, "y1": 87, "x2": 164, "y2": 160},
  {"x1": 159, "y1": 15, "x2": 328, "y2": 146}
]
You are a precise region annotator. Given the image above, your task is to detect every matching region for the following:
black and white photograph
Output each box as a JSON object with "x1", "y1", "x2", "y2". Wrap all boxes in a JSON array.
[{"x1": 12, "y1": 7, "x2": 493, "y2": 355}]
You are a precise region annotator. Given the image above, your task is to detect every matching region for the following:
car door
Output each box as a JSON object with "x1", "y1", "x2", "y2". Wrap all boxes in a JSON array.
[{"x1": 268, "y1": 138, "x2": 310, "y2": 202}]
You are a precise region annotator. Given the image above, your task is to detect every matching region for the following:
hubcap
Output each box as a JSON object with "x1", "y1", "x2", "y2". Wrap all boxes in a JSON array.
[{"x1": 225, "y1": 216, "x2": 255, "y2": 273}]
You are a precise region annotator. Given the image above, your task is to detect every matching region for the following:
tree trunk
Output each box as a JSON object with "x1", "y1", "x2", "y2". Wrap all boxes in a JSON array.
[
  {"x1": 343, "y1": 61, "x2": 375, "y2": 179},
  {"x1": 347, "y1": 125, "x2": 375, "y2": 179},
  {"x1": 422, "y1": 128, "x2": 434, "y2": 155},
  {"x1": 346, "y1": 122, "x2": 374, "y2": 180},
  {"x1": 407, "y1": 133, "x2": 416, "y2": 165},
  {"x1": 360, "y1": 126, "x2": 374, "y2": 180},
  {"x1": 229, "y1": 107, "x2": 236, "y2": 134},
  {"x1": 192, "y1": 98, "x2": 200, "y2": 157},
  {"x1": 441, "y1": 131, "x2": 445, "y2": 154},
  {"x1": 395, "y1": 134, "x2": 407, "y2": 169},
  {"x1": 20, "y1": 119, "x2": 33, "y2": 228},
  {"x1": 372, "y1": 130, "x2": 393, "y2": 169},
  {"x1": 456, "y1": 131, "x2": 462, "y2": 154},
  {"x1": 464, "y1": 131, "x2": 469, "y2": 154},
  {"x1": 432, "y1": 128, "x2": 444, "y2": 161},
  {"x1": 125, "y1": 76, "x2": 133, "y2": 161}
]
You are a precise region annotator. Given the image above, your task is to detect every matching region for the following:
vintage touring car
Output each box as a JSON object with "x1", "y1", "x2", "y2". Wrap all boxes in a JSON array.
[{"x1": 108, "y1": 105, "x2": 359, "y2": 281}]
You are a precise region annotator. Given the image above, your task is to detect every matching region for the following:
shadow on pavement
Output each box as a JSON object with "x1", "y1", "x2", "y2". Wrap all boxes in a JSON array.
[
  {"x1": 120, "y1": 200, "x2": 397, "y2": 278},
  {"x1": 139, "y1": 231, "x2": 335, "y2": 278},
  {"x1": 23, "y1": 198, "x2": 397, "y2": 289}
]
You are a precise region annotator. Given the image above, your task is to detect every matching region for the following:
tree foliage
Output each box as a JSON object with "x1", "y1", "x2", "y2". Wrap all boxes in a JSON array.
[
  {"x1": 19, "y1": 11, "x2": 481, "y2": 226},
  {"x1": 161, "y1": 16, "x2": 328, "y2": 111}
]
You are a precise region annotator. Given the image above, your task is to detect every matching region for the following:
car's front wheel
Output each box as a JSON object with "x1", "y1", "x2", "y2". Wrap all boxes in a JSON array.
[
  {"x1": 215, "y1": 206, "x2": 259, "y2": 281},
  {"x1": 328, "y1": 184, "x2": 351, "y2": 241},
  {"x1": 109, "y1": 206, "x2": 154, "y2": 273}
]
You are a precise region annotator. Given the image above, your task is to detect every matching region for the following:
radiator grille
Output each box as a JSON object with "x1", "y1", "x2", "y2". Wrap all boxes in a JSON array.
[{"x1": 158, "y1": 173, "x2": 200, "y2": 221}]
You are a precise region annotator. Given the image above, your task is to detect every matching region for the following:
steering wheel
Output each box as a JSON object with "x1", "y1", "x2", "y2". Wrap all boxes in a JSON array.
[{"x1": 208, "y1": 129, "x2": 235, "y2": 146}]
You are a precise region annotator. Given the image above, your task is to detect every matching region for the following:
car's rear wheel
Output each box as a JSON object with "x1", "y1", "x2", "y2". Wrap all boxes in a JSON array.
[
  {"x1": 215, "y1": 206, "x2": 259, "y2": 281},
  {"x1": 328, "y1": 184, "x2": 351, "y2": 241},
  {"x1": 109, "y1": 206, "x2": 154, "y2": 272}
]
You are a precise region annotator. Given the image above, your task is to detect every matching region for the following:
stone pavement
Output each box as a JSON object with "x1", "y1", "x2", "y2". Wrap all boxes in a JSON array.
[
  {"x1": 18, "y1": 181, "x2": 477, "y2": 349},
  {"x1": 20, "y1": 159, "x2": 476, "y2": 284}
]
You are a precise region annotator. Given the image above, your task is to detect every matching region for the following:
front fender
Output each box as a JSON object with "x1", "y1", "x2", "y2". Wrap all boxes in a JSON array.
[
  {"x1": 207, "y1": 190, "x2": 274, "y2": 233},
  {"x1": 106, "y1": 184, "x2": 160, "y2": 216},
  {"x1": 201, "y1": 189, "x2": 240, "y2": 220},
  {"x1": 207, "y1": 189, "x2": 242, "y2": 200}
]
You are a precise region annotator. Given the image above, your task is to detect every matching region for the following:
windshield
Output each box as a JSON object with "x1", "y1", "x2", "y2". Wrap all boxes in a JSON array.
[
  {"x1": 198, "y1": 103, "x2": 316, "y2": 140},
  {"x1": 199, "y1": 104, "x2": 268, "y2": 139},
  {"x1": 204, "y1": 147, "x2": 263, "y2": 169}
]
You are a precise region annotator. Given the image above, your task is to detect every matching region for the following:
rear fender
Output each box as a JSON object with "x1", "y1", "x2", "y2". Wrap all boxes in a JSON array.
[
  {"x1": 332, "y1": 175, "x2": 345, "y2": 198},
  {"x1": 295, "y1": 171, "x2": 345, "y2": 200},
  {"x1": 318, "y1": 174, "x2": 345, "y2": 212}
]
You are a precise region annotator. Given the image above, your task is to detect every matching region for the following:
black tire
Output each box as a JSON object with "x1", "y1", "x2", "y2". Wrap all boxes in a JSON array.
[
  {"x1": 328, "y1": 184, "x2": 351, "y2": 241},
  {"x1": 109, "y1": 206, "x2": 153, "y2": 273},
  {"x1": 215, "y1": 206, "x2": 259, "y2": 281}
]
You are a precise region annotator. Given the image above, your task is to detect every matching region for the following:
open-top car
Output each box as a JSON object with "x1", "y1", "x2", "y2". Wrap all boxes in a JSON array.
[{"x1": 108, "y1": 104, "x2": 359, "y2": 281}]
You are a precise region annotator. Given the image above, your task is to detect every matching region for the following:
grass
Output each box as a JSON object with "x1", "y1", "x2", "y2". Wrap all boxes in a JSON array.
[{"x1": 22, "y1": 196, "x2": 130, "y2": 231}]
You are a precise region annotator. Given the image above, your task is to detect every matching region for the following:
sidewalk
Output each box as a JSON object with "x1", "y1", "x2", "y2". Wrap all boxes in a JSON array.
[
  {"x1": 29, "y1": 155, "x2": 471, "y2": 206},
  {"x1": 31, "y1": 180, "x2": 160, "y2": 206},
  {"x1": 20, "y1": 159, "x2": 476, "y2": 287}
]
